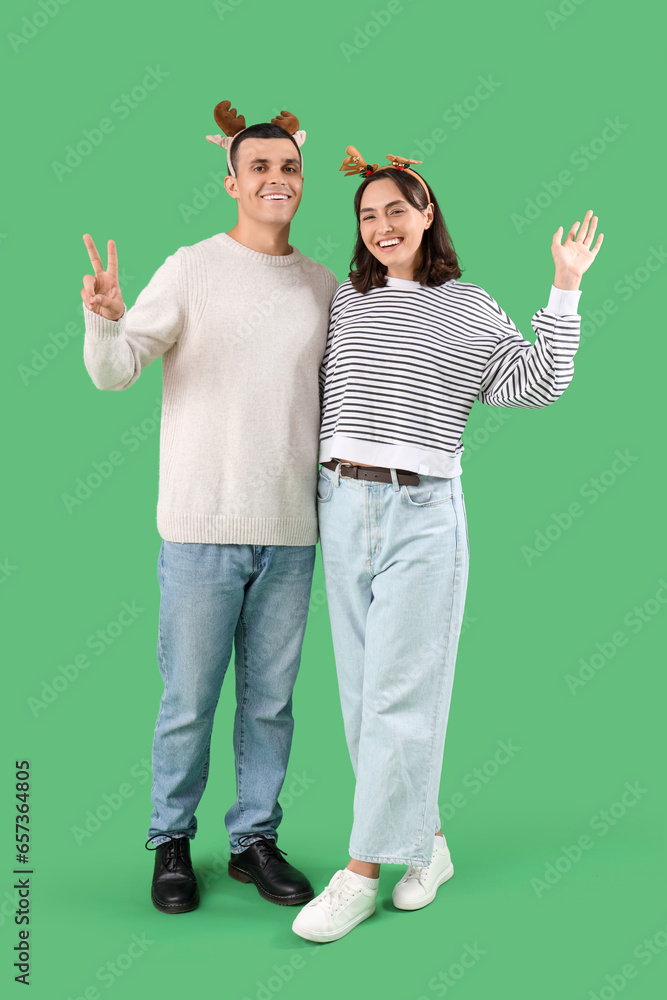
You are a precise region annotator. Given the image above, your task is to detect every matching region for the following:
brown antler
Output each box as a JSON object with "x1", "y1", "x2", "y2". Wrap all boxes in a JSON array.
[
  {"x1": 340, "y1": 145, "x2": 378, "y2": 177},
  {"x1": 213, "y1": 100, "x2": 246, "y2": 136},
  {"x1": 271, "y1": 110, "x2": 300, "y2": 134},
  {"x1": 386, "y1": 153, "x2": 423, "y2": 167}
]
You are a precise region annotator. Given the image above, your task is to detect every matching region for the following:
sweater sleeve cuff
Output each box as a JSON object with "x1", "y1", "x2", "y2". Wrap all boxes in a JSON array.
[
  {"x1": 83, "y1": 302, "x2": 127, "y2": 338},
  {"x1": 546, "y1": 284, "x2": 582, "y2": 316}
]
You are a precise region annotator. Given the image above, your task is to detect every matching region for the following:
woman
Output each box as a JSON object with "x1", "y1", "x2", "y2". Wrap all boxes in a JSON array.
[{"x1": 292, "y1": 147, "x2": 602, "y2": 943}]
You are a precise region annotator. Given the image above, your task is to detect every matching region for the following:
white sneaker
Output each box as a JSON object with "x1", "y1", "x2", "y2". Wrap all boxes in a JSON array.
[
  {"x1": 392, "y1": 835, "x2": 454, "y2": 910},
  {"x1": 292, "y1": 868, "x2": 377, "y2": 942}
]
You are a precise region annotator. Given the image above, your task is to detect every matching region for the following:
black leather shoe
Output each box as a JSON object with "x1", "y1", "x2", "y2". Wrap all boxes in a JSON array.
[
  {"x1": 146, "y1": 835, "x2": 200, "y2": 913},
  {"x1": 228, "y1": 835, "x2": 314, "y2": 906}
]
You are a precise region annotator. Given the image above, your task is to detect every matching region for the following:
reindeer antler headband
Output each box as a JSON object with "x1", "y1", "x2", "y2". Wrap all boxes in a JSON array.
[
  {"x1": 206, "y1": 100, "x2": 307, "y2": 177},
  {"x1": 340, "y1": 146, "x2": 432, "y2": 205}
]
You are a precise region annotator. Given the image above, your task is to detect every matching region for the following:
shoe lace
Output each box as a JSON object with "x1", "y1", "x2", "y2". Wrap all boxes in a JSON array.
[
  {"x1": 319, "y1": 871, "x2": 362, "y2": 916},
  {"x1": 402, "y1": 863, "x2": 428, "y2": 887},
  {"x1": 237, "y1": 835, "x2": 288, "y2": 862},
  {"x1": 144, "y1": 834, "x2": 189, "y2": 870}
]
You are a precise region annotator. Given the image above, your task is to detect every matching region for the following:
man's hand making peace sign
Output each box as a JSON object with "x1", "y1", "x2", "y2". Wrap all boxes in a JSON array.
[{"x1": 81, "y1": 234, "x2": 125, "y2": 321}]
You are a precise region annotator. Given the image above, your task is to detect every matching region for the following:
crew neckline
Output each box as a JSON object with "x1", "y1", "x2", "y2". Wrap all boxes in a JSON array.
[
  {"x1": 385, "y1": 275, "x2": 421, "y2": 289},
  {"x1": 215, "y1": 231, "x2": 303, "y2": 266}
]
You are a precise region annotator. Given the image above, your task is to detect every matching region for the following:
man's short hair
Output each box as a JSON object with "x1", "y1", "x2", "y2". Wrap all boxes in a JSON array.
[{"x1": 230, "y1": 123, "x2": 302, "y2": 176}]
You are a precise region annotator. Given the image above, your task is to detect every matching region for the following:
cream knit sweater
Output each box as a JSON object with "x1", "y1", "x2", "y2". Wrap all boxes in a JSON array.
[{"x1": 82, "y1": 232, "x2": 339, "y2": 545}]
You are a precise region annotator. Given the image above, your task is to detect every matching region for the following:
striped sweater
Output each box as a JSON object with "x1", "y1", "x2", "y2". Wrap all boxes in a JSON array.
[{"x1": 318, "y1": 276, "x2": 582, "y2": 478}]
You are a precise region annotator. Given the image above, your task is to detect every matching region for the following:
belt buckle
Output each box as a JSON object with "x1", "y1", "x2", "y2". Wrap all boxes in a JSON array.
[{"x1": 332, "y1": 460, "x2": 356, "y2": 479}]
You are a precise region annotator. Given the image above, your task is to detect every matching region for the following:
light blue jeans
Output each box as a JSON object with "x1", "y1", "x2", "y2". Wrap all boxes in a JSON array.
[
  {"x1": 317, "y1": 461, "x2": 470, "y2": 866},
  {"x1": 147, "y1": 540, "x2": 316, "y2": 851}
]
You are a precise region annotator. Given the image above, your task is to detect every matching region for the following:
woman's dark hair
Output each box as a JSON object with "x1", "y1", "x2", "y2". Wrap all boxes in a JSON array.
[
  {"x1": 349, "y1": 167, "x2": 463, "y2": 293},
  {"x1": 229, "y1": 123, "x2": 301, "y2": 176}
]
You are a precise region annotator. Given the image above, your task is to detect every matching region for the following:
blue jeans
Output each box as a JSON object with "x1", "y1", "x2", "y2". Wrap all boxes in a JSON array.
[
  {"x1": 317, "y1": 461, "x2": 470, "y2": 866},
  {"x1": 147, "y1": 540, "x2": 316, "y2": 851}
]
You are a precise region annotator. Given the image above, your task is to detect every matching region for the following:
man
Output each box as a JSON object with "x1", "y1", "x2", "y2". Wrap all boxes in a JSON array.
[{"x1": 80, "y1": 103, "x2": 338, "y2": 913}]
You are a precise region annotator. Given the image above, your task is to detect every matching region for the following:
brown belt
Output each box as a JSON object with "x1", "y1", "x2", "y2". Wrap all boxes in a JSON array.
[{"x1": 321, "y1": 459, "x2": 420, "y2": 486}]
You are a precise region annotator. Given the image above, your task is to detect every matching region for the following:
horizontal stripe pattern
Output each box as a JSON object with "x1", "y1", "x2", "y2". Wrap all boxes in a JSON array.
[{"x1": 319, "y1": 278, "x2": 581, "y2": 475}]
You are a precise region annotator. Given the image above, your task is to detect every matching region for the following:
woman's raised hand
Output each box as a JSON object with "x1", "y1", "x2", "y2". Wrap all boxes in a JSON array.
[
  {"x1": 551, "y1": 210, "x2": 603, "y2": 287},
  {"x1": 81, "y1": 234, "x2": 125, "y2": 321}
]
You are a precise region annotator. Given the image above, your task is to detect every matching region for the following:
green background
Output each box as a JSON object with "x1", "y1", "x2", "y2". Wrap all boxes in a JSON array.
[{"x1": 2, "y1": 0, "x2": 666, "y2": 996}]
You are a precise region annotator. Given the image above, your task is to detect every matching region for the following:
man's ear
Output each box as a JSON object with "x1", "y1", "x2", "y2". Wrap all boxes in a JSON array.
[{"x1": 224, "y1": 175, "x2": 239, "y2": 199}]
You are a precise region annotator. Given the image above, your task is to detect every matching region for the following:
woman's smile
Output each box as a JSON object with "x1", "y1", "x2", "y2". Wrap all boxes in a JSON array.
[{"x1": 376, "y1": 237, "x2": 404, "y2": 252}]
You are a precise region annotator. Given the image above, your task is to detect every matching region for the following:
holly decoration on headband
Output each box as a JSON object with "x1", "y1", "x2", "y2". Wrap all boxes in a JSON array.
[{"x1": 340, "y1": 147, "x2": 378, "y2": 177}]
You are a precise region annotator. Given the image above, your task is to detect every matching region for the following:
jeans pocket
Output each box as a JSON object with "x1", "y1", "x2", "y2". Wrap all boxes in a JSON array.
[
  {"x1": 400, "y1": 477, "x2": 454, "y2": 508},
  {"x1": 316, "y1": 468, "x2": 334, "y2": 503}
]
